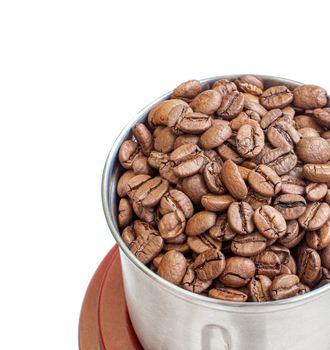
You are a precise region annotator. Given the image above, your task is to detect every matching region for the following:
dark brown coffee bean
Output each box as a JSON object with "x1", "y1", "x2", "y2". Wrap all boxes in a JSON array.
[
  {"x1": 306, "y1": 183, "x2": 328, "y2": 201},
  {"x1": 148, "y1": 99, "x2": 190, "y2": 128},
  {"x1": 126, "y1": 174, "x2": 151, "y2": 198},
  {"x1": 278, "y1": 220, "x2": 304, "y2": 248},
  {"x1": 298, "y1": 247, "x2": 321, "y2": 287},
  {"x1": 230, "y1": 112, "x2": 260, "y2": 131},
  {"x1": 191, "y1": 90, "x2": 222, "y2": 115},
  {"x1": 117, "y1": 170, "x2": 136, "y2": 197},
  {"x1": 270, "y1": 274, "x2": 299, "y2": 300},
  {"x1": 122, "y1": 225, "x2": 136, "y2": 246},
  {"x1": 236, "y1": 124, "x2": 264, "y2": 158},
  {"x1": 157, "y1": 250, "x2": 187, "y2": 285},
  {"x1": 221, "y1": 160, "x2": 248, "y2": 200},
  {"x1": 254, "y1": 205, "x2": 287, "y2": 239},
  {"x1": 280, "y1": 175, "x2": 305, "y2": 195},
  {"x1": 193, "y1": 249, "x2": 225, "y2": 281},
  {"x1": 217, "y1": 141, "x2": 244, "y2": 164},
  {"x1": 182, "y1": 264, "x2": 212, "y2": 293},
  {"x1": 176, "y1": 112, "x2": 212, "y2": 134},
  {"x1": 181, "y1": 174, "x2": 209, "y2": 205},
  {"x1": 187, "y1": 233, "x2": 221, "y2": 254},
  {"x1": 293, "y1": 85, "x2": 328, "y2": 109},
  {"x1": 254, "y1": 251, "x2": 281, "y2": 278},
  {"x1": 217, "y1": 91, "x2": 244, "y2": 120},
  {"x1": 159, "y1": 161, "x2": 180, "y2": 184},
  {"x1": 159, "y1": 189, "x2": 194, "y2": 219},
  {"x1": 158, "y1": 210, "x2": 186, "y2": 239},
  {"x1": 245, "y1": 190, "x2": 272, "y2": 210},
  {"x1": 209, "y1": 216, "x2": 236, "y2": 241},
  {"x1": 118, "y1": 140, "x2": 142, "y2": 169},
  {"x1": 174, "y1": 134, "x2": 199, "y2": 149},
  {"x1": 296, "y1": 137, "x2": 330, "y2": 164},
  {"x1": 321, "y1": 244, "x2": 330, "y2": 269},
  {"x1": 248, "y1": 164, "x2": 281, "y2": 197},
  {"x1": 199, "y1": 120, "x2": 232, "y2": 150},
  {"x1": 133, "y1": 176, "x2": 169, "y2": 207},
  {"x1": 260, "y1": 85, "x2": 293, "y2": 110},
  {"x1": 118, "y1": 198, "x2": 133, "y2": 228},
  {"x1": 147, "y1": 151, "x2": 168, "y2": 169},
  {"x1": 132, "y1": 201, "x2": 155, "y2": 223},
  {"x1": 201, "y1": 194, "x2": 235, "y2": 212},
  {"x1": 227, "y1": 201, "x2": 254, "y2": 234},
  {"x1": 244, "y1": 100, "x2": 268, "y2": 117},
  {"x1": 248, "y1": 275, "x2": 272, "y2": 302},
  {"x1": 209, "y1": 288, "x2": 248, "y2": 302},
  {"x1": 306, "y1": 221, "x2": 330, "y2": 250},
  {"x1": 163, "y1": 242, "x2": 191, "y2": 254},
  {"x1": 172, "y1": 80, "x2": 203, "y2": 101},
  {"x1": 203, "y1": 161, "x2": 226, "y2": 194},
  {"x1": 231, "y1": 232, "x2": 267, "y2": 257},
  {"x1": 130, "y1": 231, "x2": 164, "y2": 265},
  {"x1": 298, "y1": 202, "x2": 330, "y2": 231},
  {"x1": 260, "y1": 109, "x2": 283, "y2": 129},
  {"x1": 186, "y1": 211, "x2": 217, "y2": 236},
  {"x1": 212, "y1": 79, "x2": 237, "y2": 96},
  {"x1": 133, "y1": 123, "x2": 153, "y2": 156},
  {"x1": 273, "y1": 194, "x2": 307, "y2": 220},
  {"x1": 219, "y1": 256, "x2": 256, "y2": 287},
  {"x1": 154, "y1": 127, "x2": 177, "y2": 153},
  {"x1": 267, "y1": 121, "x2": 300, "y2": 149},
  {"x1": 303, "y1": 164, "x2": 330, "y2": 183},
  {"x1": 314, "y1": 107, "x2": 330, "y2": 128},
  {"x1": 262, "y1": 148, "x2": 298, "y2": 176},
  {"x1": 131, "y1": 155, "x2": 151, "y2": 175},
  {"x1": 170, "y1": 144, "x2": 204, "y2": 177},
  {"x1": 235, "y1": 75, "x2": 264, "y2": 96}
]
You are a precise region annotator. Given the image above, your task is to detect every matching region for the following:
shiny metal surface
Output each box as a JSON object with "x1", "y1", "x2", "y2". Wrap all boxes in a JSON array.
[{"x1": 102, "y1": 75, "x2": 330, "y2": 350}]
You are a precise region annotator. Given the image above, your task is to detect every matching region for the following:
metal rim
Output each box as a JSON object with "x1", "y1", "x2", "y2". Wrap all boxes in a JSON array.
[{"x1": 102, "y1": 74, "x2": 330, "y2": 310}]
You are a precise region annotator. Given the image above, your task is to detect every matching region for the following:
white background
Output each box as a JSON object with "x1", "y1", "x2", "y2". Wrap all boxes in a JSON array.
[{"x1": 0, "y1": 0, "x2": 329, "y2": 349}]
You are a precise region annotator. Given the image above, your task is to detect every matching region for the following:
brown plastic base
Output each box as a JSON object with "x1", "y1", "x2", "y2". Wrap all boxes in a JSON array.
[{"x1": 79, "y1": 245, "x2": 142, "y2": 350}]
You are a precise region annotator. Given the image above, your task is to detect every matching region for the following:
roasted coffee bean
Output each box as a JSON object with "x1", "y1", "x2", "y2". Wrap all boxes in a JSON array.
[
  {"x1": 132, "y1": 201, "x2": 155, "y2": 223},
  {"x1": 298, "y1": 202, "x2": 330, "y2": 231},
  {"x1": 254, "y1": 251, "x2": 281, "y2": 278},
  {"x1": 117, "y1": 170, "x2": 136, "y2": 197},
  {"x1": 297, "y1": 282, "x2": 311, "y2": 295},
  {"x1": 262, "y1": 148, "x2": 298, "y2": 176},
  {"x1": 193, "y1": 249, "x2": 225, "y2": 281},
  {"x1": 270, "y1": 274, "x2": 300, "y2": 300},
  {"x1": 235, "y1": 75, "x2": 264, "y2": 96},
  {"x1": 118, "y1": 140, "x2": 142, "y2": 169},
  {"x1": 163, "y1": 242, "x2": 191, "y2": 254},
  {"x1": 159, "y1": 161, "x2": 180, "y2": 184},
  {"x1": 278, "y1": 220, "x2": 304, "y2": 248},
  {"x1": 273, "y1": 194, "x2": 306, "y2": 220},
  {"x1": 165, "y1": 233, "x2": 187, "y2": 244},
  {"x1": 172, "y1": 80, "x2": 203, "y2": 101},
  {"x1": 209, "y1": 288, "x2": 248, "y2": 302},
  {"x1": 158, "y1": 210, "x2": 186, "y2": 239},
  {"x1": 298, "y1": 247, "x2": 321, "y2": 287},
  {"x1": 260, "y1": 86, "x2": 293, "y2": 110},
  {"x1": 236, "y1": 124, "x2": 264, "y2": 158},
  {"x1": 176, "y1": 112, "x2": 212, "y2": 134},
  {"x1": 303, "y1": 164, "x2": 330, "y2": 183},
  {"x1": 148, "y1": 151, "x2": 168, "y2": 169},
  {"x1": 118, "y1": 198, "x2": 133, "y2": 228},
  {"x1": 133, "y1": 123, "x2": 153, "y2": 156},
  {"x1": 293, "y1": 85, "x2": 328, "y2": 109},
  {"x1": 305, "y1": 183, "x2": 328, "y2": 202},
  {"x1": 248, "y1": 275, "x2": 272, "y2": 302},
  {"x1": 212, "y1": 79, "x2": 237, "y2": 96},
  {"x1": 131, "y1": 155, "x2": 151, "y2": 175},
  {"x1": 231, "y1": 232, "x2": 267, "y2": 257},
  {"x1": 126, "y1": 174, "x2": 151, "y2": 198},
  {"x1": 174, "y1": 134, "x2": 199, "y2": 149},
  {"x1": 243, "y1": 100, "x2": 268, "y2": 118},
  {"x1": 191, "y1": 90, "x2": 222, "y2": 115},
  {"x1": 209, "y1": 216, "x2": 236, "y2": 241},
  {"x1": 314, "y1": 107, "x2": 330, "y2": 129},
  {"x1": 201, "y1": 194, "x2": 235, "y2": 212},
  {"x1": 230, "y1": 112, "x2": 260, "y2": 131},
  {"x1": 221, "y1": 160, "x2": 248, "y2": 200},
  {"x1": 203, "y1": 161, "x2": 226, "y2": 194},
  {"x1": 296, "y1": 137, "x2": 330, "y2": 164},
  {"x1": 280, "y1": 175, "x2": 305, "y2": 195},
  {"x1": 248, "y1": 164, "x2": 281, "y2": 197},
  {"x1": 260, "y1": 109, "x2": 283, "y2": 129},
  {"x1": 321, "y1": 244, "x2": 330, "y2": 269},
  {"x1": 243, "y1": 94, "x2": 259, "y2": 104},
  {"x1": 130, "y1": 232, "x2": 164, "y2": 265},
  {"x1": 181, "y1": 174, "x2": 209, "y2": 204},
  {"x1": 187, "y1": 233, "x2": 221, "y2": 254},
  {"x1": 267, "y1": 121, "x2": 300, "y2": 149},
  {"x1": 182, "y1": 264, "x2": 212, "y2": 293},
  {"x1": 219, "y1": 257, "x2": 256, "y2": 287},
  {"x1": 154, "y1": 127, "x2": 177, "y2": 153},
  {"x1": 157, "y1": 250, "x2": 187, "y2": 285},
  {"x1": 295, "y1": 114, "x2": 324, "y2": 132},
  {"x1": 217, "y1": 141, "x2": 244, "y2": 164},
  {"x1": 217, "y1": 91, "x2": 244, "y2": 120},
  {"x1": 245, "y1": 190, "x2": 272, "y2": 210},
  {"x1": 170, "y1": 144, "x2": 204, "y2": 177},
  {"x1": 227, "y1": 202, "x2": 254, "y2": 234},
  {"x1": 152, "y1": 254, "x2": 164, "y2": 269},
  {"x1": 238, "y1": 166, "x2": 252, "y2": 180},
  {"x1": 254, "y1": 205, "x2": 287, "y2": 239},
  {"x1": 186, "y1": 211, "x2": 217, "y2": 236},
  {"x1": 159, "y1": 189, "x2": 194, "y2": 218},
  {"x1": 133, "y1": 176, "x2": 169, "y2": 207},
  {"x1": 306, "y1": 221, "x2": 330, "y2": 250},
  {"x1": 199, "y1": 120, "x2": 232, "y2": 150},
  {"x1": 299, "y1": 128, "x2": 320, "y2": 138}
]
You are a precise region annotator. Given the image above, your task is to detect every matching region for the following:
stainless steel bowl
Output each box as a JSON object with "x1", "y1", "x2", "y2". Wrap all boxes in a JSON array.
[{"x1": 102, "y1": 75, "x2": 330, "y2": 350}]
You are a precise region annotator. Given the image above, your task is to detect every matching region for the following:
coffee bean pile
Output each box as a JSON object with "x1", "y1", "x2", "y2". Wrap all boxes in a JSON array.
[{"x1": 116, "y1": 75, "x2": 330, "y2": 302}]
